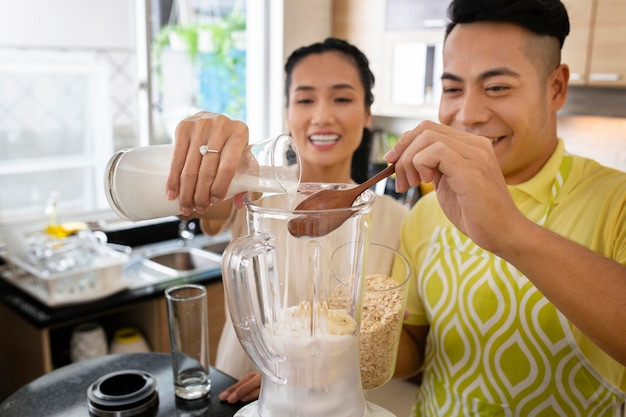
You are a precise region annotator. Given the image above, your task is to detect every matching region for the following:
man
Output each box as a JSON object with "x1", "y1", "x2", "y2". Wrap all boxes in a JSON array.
[{"x1": 386, "y1": 0, "x2": 626, "y2": 415}]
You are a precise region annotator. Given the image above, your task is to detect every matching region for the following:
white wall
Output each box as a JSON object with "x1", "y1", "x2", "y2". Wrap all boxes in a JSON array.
[{"x1": 0, "y1": 0, "x2": 135, "y2": 49}]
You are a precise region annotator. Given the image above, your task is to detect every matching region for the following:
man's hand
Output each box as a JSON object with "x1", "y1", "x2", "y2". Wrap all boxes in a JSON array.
[{"x1": 385, "y1": 120, "x2": 522, "y2": 254}]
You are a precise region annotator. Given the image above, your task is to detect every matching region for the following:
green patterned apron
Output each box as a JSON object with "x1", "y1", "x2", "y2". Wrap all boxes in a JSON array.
[{"x1": 413, "y1": 155, "x2": 626, "y2": 416}]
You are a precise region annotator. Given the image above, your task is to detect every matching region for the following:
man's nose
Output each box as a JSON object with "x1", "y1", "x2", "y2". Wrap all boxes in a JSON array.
[{"x1": 456, "y1": 91, "x2": 491, "y2": 127}]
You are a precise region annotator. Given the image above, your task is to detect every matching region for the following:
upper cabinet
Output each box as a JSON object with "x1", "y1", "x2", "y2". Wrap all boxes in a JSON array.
[
  {"x1": 333, "y1": 0, "x2": 626, "y2": 120},
  {"x1": 333, "y1": 0, "x2": 387, "y2": 115},
  {"x1": 562, "y1": 0, "x2": 626, "y2": 87},
  {"x1": 333, "y1": 0, "x2": 446, "y2": 118}
]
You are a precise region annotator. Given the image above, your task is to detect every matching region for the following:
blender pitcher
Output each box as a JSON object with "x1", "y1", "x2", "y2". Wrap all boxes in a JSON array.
[{"x1": 222, "y1": 183, "x2": 385, "y2": 417}]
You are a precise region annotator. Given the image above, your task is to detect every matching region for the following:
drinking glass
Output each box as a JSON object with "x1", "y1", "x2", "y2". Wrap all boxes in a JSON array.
[
  {"x1": 330, "y1": 242, "x2": 411, "y2": 391},
  {"x1": 165, "y1": 284, "x2": 211, "y2": 400}
]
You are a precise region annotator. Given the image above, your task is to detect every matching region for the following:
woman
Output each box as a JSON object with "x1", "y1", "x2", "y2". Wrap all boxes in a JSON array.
[{"x1": 166, "y1": 37, "x2": 409, "y2": 403}]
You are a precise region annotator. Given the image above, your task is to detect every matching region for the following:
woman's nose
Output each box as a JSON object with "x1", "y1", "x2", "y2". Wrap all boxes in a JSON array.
[{"x1": 311, "y1": 103, "x2": 335, "y2": 126}]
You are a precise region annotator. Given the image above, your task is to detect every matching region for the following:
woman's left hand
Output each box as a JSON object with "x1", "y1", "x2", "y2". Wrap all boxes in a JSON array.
[{"x1": 218, "y1": 372, "x2": 261, "y2": 403}]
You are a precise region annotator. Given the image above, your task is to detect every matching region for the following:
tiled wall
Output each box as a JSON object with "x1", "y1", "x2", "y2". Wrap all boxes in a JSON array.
[
  {"x1": 0, "y1": 47, "x2": 139, "y2": 222},
  {"x1": 0, "y1": 47, "x2": 139, "y2": 153}
]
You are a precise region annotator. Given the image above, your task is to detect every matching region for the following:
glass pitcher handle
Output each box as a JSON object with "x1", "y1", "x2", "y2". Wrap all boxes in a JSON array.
[{"x1": 221, "y1": 233, "x2": 287, "y2": 385}]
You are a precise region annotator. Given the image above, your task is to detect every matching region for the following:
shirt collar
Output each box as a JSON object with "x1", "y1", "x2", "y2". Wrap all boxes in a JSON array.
[{"x1": 508, "y1": 139, "x2": 565, "y2": 205}]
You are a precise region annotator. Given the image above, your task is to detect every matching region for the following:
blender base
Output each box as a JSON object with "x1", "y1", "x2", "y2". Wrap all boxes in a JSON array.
[{"x1": 234, "y1": 400, "x2": 397, "y2": 416}]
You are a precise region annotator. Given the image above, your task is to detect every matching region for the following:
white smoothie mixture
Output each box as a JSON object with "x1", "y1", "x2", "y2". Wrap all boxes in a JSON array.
[{"x1": 256, "y1": 303, "x2": 366, "y2": 416}]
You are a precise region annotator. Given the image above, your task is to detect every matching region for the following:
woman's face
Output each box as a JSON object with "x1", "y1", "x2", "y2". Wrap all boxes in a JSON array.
[{"x1": 286, "y1": 51, "x2": 371, "y2": 177}]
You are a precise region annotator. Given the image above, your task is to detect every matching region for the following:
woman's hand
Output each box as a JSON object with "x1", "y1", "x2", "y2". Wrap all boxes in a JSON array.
[
  {"x1": 166, "y1": 112, "x2": 249, "y2": 216},
  {"x1": 218, "y1": 372, "x2": 261, "y2": 403}
]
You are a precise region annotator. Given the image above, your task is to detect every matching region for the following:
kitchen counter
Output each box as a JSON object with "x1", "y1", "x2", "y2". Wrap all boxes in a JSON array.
[
  {"x1": 0, "y1": 352, "x2": 249, "y2": 417},
  {"x1": 0, "y1": 234, "x2": 227, "y2": 329},
  {"x1": 0, "y1": 265, "x2": 222, "y2": 329},
  {"x1": 0, "y1": 232, "x2": 231, "y2": 402}
]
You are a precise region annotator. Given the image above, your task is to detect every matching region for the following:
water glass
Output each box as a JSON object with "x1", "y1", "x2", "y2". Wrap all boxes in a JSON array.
[{"x1": 165, "y1": 284, "x2": 211, "y2": 400}]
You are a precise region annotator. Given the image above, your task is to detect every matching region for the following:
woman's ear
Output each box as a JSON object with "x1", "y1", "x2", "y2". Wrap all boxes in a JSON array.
[{"x1": 364, "y1": 107, "x2": 373, "y2": 129}]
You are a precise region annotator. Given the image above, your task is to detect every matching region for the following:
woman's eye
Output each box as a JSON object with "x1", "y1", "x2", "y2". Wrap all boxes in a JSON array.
[
  {"x1": 335, "y1": 97, "x2": 353, "y2": 103},
  {"x1": 295, "y1": 98, "x2": 313, "y2": 104}
]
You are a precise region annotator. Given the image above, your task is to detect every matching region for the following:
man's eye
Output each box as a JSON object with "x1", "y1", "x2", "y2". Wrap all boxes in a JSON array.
[
  {"x1": 442, "y1": 87, "x2": 461, "y2": 94},
  {"x1": 487, "y1": 85, "x2": 510, "y2": 92}
]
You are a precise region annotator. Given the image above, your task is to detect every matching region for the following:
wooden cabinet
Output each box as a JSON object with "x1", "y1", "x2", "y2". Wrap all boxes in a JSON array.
[
  {"x1": 560, "y1": 0, "x2": 593, "y2": 84},
  {"x1": 0, "y1": 280, "x2": 226, "y2": 402},
  {"x1": 333, "y1": 0, "x2": 386, "y2": 115},
  {"x1": 561, "y1": 0, "x2": 626, "y2": 87},
  {"x1": 335, "y1": 0, "x2": 626, "y2": 94},
  {"x1": 333, "y1": 0, "x2": 444, "y2": 118},
  {"x1": 587, "y1": 0, "x2": 626, "y2": 86}
]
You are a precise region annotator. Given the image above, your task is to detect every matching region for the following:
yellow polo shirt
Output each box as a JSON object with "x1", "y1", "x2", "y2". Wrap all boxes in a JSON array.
[{"x1": 401, "y1": 139, "x2": 626, "y2": 390}]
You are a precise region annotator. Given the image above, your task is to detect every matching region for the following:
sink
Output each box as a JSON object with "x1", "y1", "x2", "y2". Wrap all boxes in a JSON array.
[
  {"x1": 121, "y1": 233, "x2": 231, "y2": 289},
  {"x1": 201, "y1": 240, "x2": 230, "y2": 255},
  {"x1": 141, "y1": 247, "x2": 222, "y2": 278}
]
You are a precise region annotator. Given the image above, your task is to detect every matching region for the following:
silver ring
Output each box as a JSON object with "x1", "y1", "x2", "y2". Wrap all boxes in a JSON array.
[{"x1": 199, "y1": 145, "x2": 221, "y2": 156}]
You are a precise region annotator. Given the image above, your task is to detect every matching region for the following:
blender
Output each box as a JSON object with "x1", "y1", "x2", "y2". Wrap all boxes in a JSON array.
[{"x1": 222, "y1": 183, "x2": 396, "y2": 417}]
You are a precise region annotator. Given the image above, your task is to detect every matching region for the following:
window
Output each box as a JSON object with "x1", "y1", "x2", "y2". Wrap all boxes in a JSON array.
[
  {"x1": 0, "y1": 0, "x2": 139, "y2": 225},
  {"x1": 148, "y1": 0, "x2": 247, "y2": 143},
  {"x1": 0, "y1": 50, "x2": 115, "y2": 220},
  {"x1": 0, "y1": 0, "x2": 255, "y2": 227}
]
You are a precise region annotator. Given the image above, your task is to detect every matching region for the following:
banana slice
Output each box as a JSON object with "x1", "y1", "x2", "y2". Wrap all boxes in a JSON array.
[
  {"x1": 327, "y1": 309, "x2": 357, "y2": 335},
  {"x1": 45, "y1": 222, "x2": 88, "y2": 238}
]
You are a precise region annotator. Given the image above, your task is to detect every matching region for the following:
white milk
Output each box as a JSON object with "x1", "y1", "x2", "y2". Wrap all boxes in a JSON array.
[{"x1": 105, "y1": 144, "x2": 298, "y2": 222}]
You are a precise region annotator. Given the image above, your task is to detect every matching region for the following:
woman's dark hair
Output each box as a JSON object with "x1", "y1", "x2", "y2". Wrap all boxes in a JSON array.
[
  {"x1": 445, "y1": 0, "x2": 570, "y2": 48},
  {"x1": 284, "y1": 37, "x2": 375, "y2": 108},
  {"x1": 284, "y1": 37, "x2": 375, "y2": 184}
]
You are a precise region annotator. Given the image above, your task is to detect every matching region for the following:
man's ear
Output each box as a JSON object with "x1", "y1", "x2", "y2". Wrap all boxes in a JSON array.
[{"x1": 550, "y1": 64, "x2": 569, "y2": 112}]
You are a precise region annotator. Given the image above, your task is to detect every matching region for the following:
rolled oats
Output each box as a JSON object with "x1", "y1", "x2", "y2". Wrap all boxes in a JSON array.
[{"x1": 359, "y1": 273, "x2": 406, "y2": 390}]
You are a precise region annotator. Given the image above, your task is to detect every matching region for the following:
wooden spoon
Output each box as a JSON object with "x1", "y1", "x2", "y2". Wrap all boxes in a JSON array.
[{"x1": 287, "y1": 164, "x2": 396, "y2": 238}]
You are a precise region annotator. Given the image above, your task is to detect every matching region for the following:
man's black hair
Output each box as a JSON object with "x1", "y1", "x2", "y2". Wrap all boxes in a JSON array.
[{"x1": 445, "y1": 0, "x2": 570, "y2": 48}]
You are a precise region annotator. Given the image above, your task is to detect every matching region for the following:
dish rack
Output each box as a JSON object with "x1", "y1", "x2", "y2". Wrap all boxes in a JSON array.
[{"x1": 2, "y1": 230, "x2": 130, "y2": 307}]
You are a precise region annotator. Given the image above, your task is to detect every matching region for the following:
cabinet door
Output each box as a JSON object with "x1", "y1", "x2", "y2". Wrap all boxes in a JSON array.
[
  {"x1": 333, "y1": 0, "x2": 386, "y2": 115},
  {"x1": 377, "y1": 30, "x2": 444, "y2": 118},
  {"x1": 588, "y1": 0, "x2": 626, "y2": 86},
  {"x1": 561, "y1": 0, "x2": 594, "y2": 84}
]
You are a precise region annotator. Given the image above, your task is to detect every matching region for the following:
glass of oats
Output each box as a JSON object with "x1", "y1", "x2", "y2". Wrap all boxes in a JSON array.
[{"x1": 359, "y1": 243, "x2": 411, "y2": 391}]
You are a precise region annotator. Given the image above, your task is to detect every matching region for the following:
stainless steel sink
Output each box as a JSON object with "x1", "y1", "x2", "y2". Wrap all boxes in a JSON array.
[
  {"x1": 121, "y1": 233, "x2": 231, "y2": 288},
  {"x1": 201, "y1": 240, "x2": 230, "y2": 255},
  {"x1": 142, "y1": 247, "x2": 222, "y2": 278}
]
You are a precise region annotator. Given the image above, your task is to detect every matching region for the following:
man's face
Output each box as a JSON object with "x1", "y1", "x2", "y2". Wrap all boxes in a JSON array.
[{"x1": 439, "y1": 22, "x2": 564, "y2": 184}]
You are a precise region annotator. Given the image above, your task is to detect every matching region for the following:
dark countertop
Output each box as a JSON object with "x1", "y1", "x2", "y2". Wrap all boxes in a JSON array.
[
  {"x1": 0, "y1": 352, "x2": 249, "y2": 417},
  {"x1": 0, "y1": 266, "x2": 222, "y2": 329}
]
